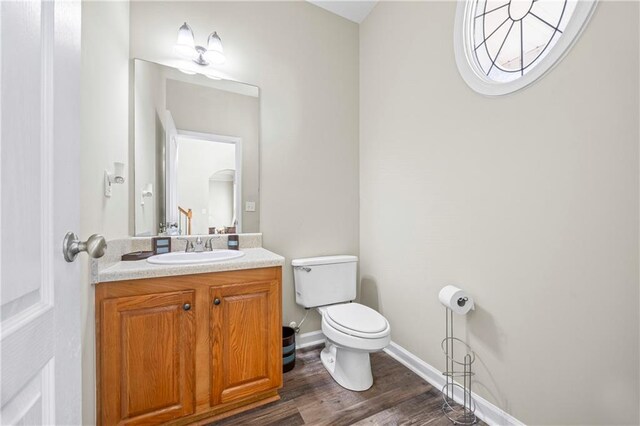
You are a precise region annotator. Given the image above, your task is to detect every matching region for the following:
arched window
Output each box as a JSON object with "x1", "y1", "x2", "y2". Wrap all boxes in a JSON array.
[{"x1": 454, "y1": 0, "x2": 597, "y2": 95}]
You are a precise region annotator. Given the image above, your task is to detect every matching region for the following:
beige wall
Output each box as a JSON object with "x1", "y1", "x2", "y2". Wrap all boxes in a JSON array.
[
  {"x1": 360, "y1": 2, "x2": 639, "y2": 425},
  {"x1": 80, "y1": 1, "x2": 130, "y2": 424},
  {"x1": 81, "y1": 1, "x2": 358, "y2": 422}
]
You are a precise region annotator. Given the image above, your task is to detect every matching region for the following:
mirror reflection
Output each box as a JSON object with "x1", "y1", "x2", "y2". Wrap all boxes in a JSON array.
[{"x1": 134, "y1": 59, "x2": 260, "y2": 236}]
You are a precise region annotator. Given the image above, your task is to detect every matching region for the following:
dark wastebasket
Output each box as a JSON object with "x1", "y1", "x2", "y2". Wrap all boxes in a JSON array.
[{"x1": 282, "y1": 326, "x2": 296, "y2": 373}]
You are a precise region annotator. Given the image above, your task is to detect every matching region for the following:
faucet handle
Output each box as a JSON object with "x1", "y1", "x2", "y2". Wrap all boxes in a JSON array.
[
  {"x1": 177, "y1": 237, "x2": 194, "y2": 252},
  {"x1": 204, "y1": 238, "x2": 215, "y2": 251}
]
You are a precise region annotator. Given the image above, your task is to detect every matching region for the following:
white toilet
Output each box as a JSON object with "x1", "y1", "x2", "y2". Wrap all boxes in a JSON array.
[{"x1": 292, "y1": 255, "x2": 391, "y2": 391}]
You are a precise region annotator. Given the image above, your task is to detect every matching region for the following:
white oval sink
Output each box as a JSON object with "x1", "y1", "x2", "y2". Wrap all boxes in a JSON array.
[{"x1": 147, "y1": 250, "x2": 245, "y2": 265}]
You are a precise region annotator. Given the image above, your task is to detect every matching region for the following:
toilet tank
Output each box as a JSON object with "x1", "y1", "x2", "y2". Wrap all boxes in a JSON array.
[{"x1": 292, "y1": 255, "x2": 358, "y2": 308}]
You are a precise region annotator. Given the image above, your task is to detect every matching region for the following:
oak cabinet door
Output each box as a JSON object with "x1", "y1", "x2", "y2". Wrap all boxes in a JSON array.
[
  {"x1": 100, "y1": 290, "x2": 195, "y2": 425},
  {"x1": 210, "y1": 281, "x2": 282, "y2": 405}
]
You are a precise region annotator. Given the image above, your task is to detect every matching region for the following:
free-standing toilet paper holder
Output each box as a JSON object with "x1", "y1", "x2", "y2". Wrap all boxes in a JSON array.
[{"x1": 442, "y1": 302, "x2": 478, "y2": 425}]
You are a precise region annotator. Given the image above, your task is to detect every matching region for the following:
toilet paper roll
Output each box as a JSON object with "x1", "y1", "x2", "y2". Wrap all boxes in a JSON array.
[{"x1": 439, "y1": 285, "x2": 475, "y2": 315}]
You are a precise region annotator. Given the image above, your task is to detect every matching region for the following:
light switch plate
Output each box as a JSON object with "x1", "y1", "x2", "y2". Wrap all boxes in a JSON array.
[{"x1": 245, "y1": 201, "x2": 256, "y2": 212}]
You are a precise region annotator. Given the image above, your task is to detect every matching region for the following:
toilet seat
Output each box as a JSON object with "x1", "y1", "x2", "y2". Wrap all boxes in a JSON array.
[
  {"x1": 321, "y1": 303, "x2": 390, "y2": 339},
  {"x1": 316, "y1": 301, "x2": 391, "y2": 391}
]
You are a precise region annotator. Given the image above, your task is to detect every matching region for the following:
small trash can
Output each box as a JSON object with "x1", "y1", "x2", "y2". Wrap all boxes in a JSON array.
[{"x1": 282, "y1": 326, "x2": 296, "y2": 373}]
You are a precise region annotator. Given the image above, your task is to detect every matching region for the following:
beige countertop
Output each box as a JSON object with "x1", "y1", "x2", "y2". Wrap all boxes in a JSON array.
[{"x1": 95, "y1": 247, "x2": 285, "y2": 283}]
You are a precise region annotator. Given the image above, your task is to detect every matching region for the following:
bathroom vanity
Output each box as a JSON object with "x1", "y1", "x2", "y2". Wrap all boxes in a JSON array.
[
  {"x1": 94, "y1": 239, "x2": 284, "y2": 425},
  {"x1": 93, "y1": 56, "x2": 280, "y2": 424}
]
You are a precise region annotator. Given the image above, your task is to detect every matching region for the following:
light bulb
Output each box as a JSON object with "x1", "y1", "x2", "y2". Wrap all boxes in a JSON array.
[
  {"x1": 205, "y1": 31, "x2": 226, "y2": 65},
  {"x1": 174, "y1": 22, "x2": 195, "y2": 59}
]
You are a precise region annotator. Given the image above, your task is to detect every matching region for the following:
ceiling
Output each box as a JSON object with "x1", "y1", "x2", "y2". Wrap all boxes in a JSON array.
[{"x1": 306, "y1": 1, "x2": 378, "y2": 23}]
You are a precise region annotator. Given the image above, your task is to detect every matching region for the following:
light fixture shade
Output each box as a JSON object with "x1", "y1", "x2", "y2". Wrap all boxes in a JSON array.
[
  {"x1": 174, "y1": 22, "x2": 195, "y2": 58},
  {"x1": 205, "y1": 31, "x2": 225, "y2": 64}
]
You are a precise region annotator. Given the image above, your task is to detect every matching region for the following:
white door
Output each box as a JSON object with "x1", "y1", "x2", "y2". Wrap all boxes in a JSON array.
[{"x1": 0, "y1": 1, "x2": 83, "y2": 425}]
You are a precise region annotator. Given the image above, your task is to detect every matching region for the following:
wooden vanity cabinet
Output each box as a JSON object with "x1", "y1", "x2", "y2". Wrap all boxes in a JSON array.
[
  {"x1": 210, "y1": 280, "x2": 281, "y2": 405},
  {"x1": 96, "y1": 267, "x2": 282, "y2": 426},
  {"x1": 99, "y1": 290, "x2": 196, "y2": 425}
]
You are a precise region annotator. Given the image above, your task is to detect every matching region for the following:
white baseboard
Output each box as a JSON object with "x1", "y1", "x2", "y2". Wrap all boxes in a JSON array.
[
  {"x1": 295, "y1": 330, "x2": 325, "y2": 349},
  {"x1": 384, "y1": 341, "x2": 524, "y2": 426},
  {"x1": 294, "y1": 331, "x2": 523, "y2": 426}
]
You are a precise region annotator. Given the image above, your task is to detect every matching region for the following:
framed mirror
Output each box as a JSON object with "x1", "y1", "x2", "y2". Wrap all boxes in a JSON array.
[{"x1": 133, "y1": 59, "x2": 260, "y2": 236}]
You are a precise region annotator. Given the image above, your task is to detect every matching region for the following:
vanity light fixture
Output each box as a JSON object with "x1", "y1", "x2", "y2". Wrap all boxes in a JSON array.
[
  {"x1": 141, "y1": 183, "x2": 153, "y2": 206},
  {"x1": 104, "y1": 162, "x2": 125, "y2": 198},
  {"x1": 174, "y1": 22, "x2": 226, "y2": 66}
]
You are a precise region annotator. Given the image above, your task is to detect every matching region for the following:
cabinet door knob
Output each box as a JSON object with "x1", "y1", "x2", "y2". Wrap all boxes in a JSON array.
[
  {"x1": 183, "y1": 303, "x2": 191, "y2": 311},
  {"x1": 213, "y1": 298, "x2": 221, "y2": 306}
]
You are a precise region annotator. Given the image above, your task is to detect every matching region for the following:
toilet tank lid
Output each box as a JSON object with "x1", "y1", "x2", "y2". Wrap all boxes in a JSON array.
[{"x1": 291, "y1": 255, "x2": 358, "y2": 267}]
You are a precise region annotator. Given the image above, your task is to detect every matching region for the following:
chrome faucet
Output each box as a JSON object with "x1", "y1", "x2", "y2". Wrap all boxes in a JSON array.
[
  {"x1": 204, "y1": 235, "x2": 220, "y2": 251},
  {"x1": 177, "y1": 237, "x2": 194, "y2": 252},
  {"x1": 177, "y1": 236, "x2": 217, "y2": 253},
  {"x1": 193, "y1": 236, "x2": 205, "y2": 253}
]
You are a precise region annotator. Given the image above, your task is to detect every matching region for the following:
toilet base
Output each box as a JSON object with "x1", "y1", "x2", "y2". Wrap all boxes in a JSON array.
[{"x1": 320, "y1": 341, "x2": 373, "y2": 391}]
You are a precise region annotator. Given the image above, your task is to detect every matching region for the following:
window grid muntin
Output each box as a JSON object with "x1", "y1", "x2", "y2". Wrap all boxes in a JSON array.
[{"x1": 472, "y1": 0, "x2": 572, "y2": 82}]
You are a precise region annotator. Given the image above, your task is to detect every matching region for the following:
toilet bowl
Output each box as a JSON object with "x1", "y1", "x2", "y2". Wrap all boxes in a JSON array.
[
  {"x1": 292, "y1": 255, "x2": 391, "y2": 392},
  {"x1": 318, "y1": 303, "x2": 391, "y2": 391}
]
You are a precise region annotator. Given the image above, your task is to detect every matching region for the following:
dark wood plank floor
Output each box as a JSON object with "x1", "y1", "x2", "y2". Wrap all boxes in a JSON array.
[{"x1": 211, "y1": 345, "x2": 477, "y2": 426}]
